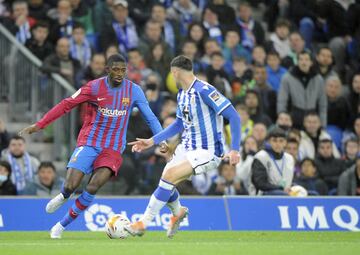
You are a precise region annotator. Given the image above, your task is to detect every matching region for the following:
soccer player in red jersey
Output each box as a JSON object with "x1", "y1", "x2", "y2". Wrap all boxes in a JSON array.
[{"x1": 19, "y1": 54, "x2": 163, "y2": 238}]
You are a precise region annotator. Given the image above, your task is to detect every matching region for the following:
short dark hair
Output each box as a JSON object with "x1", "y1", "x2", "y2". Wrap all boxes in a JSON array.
[
  {"x1": 287, "y1": 138, "x2": 299, "y2": 145},
  {"x1": 32, "y1": 21, "x2": 50, "y2": 31},
  {"x1": 106, "y1": 53, "x2": 126, "y2": 66},
  {"x1": 10, "y1": 135, "x2": 25, "y2": 143},
  {"x1": 91, "y1": 53, "x2": 105, "y2": 61},
  {"x1": 275, "y1": 18, "x2": 291, "y2": 29},
  {"x1": 0, "y1": 161, "x2": 12, "y2": 175},
  {"x1": 267, "y1": 50, "x2": 280, "y2": 59},
  {"x1": 317, "y1": 46, "x2": 331, "y2": 55},
  {"x1": 300, "y1": 157, "x2": 316, "y2": 168},
  {"x1": 304, "y1": 111, "x2": 319, "y2": 119},
  {"x1": 73, "y1": 22, "x2": 85, "y2": 31},
  {"x1": 298, "y1": 49, "x2": 313, "y2": 60},
  {"x1": 38, "y1": 161, "x2": 56, "y2": 172},
  {"x1": 210, "y1": 51, "x2": 223, "y2": 59},
  {"x1": 170, "y1": 55, "x2": 193, "y2": 71},
  {"x1": 267, "y1": 127, "x2": 286, "y2": 139}
]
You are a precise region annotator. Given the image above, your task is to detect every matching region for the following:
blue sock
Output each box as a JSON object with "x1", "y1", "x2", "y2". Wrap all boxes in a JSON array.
[
  {"x1": 60, "y1": 191, "x2": 95, "y2": 227},
  {"x1": 168, "y1": 188, "x2": 179, "y2": 203},
  {"x1": 167, "y1": 188, "x2": 181, "y2": 215}
]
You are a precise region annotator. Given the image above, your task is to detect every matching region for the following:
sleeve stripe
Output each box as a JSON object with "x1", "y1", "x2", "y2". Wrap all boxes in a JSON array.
[{"x1": 217, "y1": 102, "x2": 231, "y2": 115}]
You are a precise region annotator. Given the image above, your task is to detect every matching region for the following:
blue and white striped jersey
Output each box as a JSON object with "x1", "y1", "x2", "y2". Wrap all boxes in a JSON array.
[{"x1": 176, "y1": 78, "x2": 231, "y2": 157}]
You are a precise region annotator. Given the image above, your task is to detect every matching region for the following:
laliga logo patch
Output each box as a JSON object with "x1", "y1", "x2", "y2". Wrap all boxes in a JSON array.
[
  {"x1": 209, "y1": 90, "x2": 226, "y2": 106},
  {"x1": 84, "y1": 203, "x2": 115, "y2": 231}
]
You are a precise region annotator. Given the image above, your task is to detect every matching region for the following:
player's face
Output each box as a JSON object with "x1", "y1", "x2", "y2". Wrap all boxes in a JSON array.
[
  {"x1": 170, "y1": 67, "x2": 181, "y2": 88},
  {"x1": 107, "y1": 61, "x2": 126, "y2": 86},
  {"x1": 269, "y1": 137, "x2": 286, "y2": 154}
]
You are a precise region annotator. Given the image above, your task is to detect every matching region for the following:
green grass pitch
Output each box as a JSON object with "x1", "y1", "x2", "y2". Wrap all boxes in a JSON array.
[{"x1": 0, "y1": 231, "x2": 359, "y2": 255}]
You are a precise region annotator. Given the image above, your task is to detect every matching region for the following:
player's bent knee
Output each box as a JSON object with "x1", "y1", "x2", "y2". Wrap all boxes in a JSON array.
[{"x1": 161, "y1": 169, "x2": 176, "y2": 183}]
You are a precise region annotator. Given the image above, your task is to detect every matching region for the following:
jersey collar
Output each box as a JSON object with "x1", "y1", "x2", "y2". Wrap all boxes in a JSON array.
[{"x1": 186, "y1": 77, "x2": 197, "y2": 92}]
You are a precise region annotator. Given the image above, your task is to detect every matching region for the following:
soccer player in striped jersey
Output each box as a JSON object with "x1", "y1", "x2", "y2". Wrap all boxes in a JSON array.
[
  {"x1": 19, "y1": 54, "x2": 163, "y2": 238},
  {"x1": 126, "y1": 55, "x2": 241, "y2": 238}
]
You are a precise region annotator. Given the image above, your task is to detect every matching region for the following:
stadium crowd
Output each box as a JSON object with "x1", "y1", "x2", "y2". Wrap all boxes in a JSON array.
[{"x1": 0, "y1": 0, "x2": 360, "y2": 196}]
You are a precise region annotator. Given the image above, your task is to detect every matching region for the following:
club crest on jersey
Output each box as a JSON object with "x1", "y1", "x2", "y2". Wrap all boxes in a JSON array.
[
  {"x1": 209, "y1": 90, "x2": 226, "y2": 106},
  {"x1": 122, "y1": 98, "x2": 130, "y2": 106}
]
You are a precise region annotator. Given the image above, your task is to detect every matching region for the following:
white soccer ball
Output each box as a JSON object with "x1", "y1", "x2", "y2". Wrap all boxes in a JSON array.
[
  {"x1": 105, "y1": 214, "x2": 130, "y2": 239},
  {"x1": 289, "y1": 185, "x2": 308, "y2": 197}
]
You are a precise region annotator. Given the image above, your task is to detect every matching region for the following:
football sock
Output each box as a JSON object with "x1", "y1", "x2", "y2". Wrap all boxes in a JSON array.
[
  {"x1": 60, "y1": 191, "x2": 95, "y2": 227},
  {"x1": 141, "y1": 179, "x2": 174, "y2": 227},
  {"x1": 61, "y1": 183, "x2": 72, "y2": 199},
  {"x1": 167, "y1": 188, "x2": 181, "y2": 216}
]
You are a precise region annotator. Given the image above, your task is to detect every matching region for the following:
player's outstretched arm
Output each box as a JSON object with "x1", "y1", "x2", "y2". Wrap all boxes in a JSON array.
[
  {"x1": 18, "y1": 123, "x2": 41, "y2": 136},
  {"x1": 128, "y1": 138, "x2": 154, "y2": 152},
  {"x1": 221, "y1": 105, "x2": 241, "y2": 165}
]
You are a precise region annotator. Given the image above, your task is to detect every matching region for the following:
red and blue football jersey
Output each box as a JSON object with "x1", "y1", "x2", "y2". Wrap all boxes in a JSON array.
[{"x1": 36, "y1": 77, "x2": 162, "y2": 152}]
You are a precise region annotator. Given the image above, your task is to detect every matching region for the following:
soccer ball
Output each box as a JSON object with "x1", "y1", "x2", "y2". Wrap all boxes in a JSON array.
[
  {"x1": 105, "y1": 214, "x2": 130, "y2": 239},
  {"x1": 289, "y1": 185, "x2": 308, "y2": 197}
]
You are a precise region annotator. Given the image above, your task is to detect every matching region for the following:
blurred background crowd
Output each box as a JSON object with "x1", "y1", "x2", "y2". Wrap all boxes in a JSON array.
[{"x1": 0, "y1": 0, "x2": 360, "y2": 197}]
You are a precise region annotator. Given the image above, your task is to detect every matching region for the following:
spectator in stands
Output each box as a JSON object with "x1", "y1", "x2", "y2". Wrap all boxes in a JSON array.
[
  {"x1": 159, "y1": 98, "x2": 177, "y2": 121},
  {"x1": 151, "y1": 3, "x2": 179, "y2": 52},
  {"x1": 315, "y1": 47, "x2": 337, "y2": 81},
  {"x1": 230, "y1": 57, "x2": 253, "y2": 98},
  {"x1": 1, "y1": 135, "x2": 39, "y2": 194},
  {"x1": 277, "y1": 50, "x2": 327, "y2": 129},
  {"x1": 281, "y1": 32, "x2": 305, "y2": 69},
  {"x1": 272, "y1": 112, "x2": 293, "y2": 133},
  {"x1": 146, "y1": 42, "x2": 173, "y2": 83},
  {"x1": 138, "y1": 19, "x2": 173, "y2": 63},
  {"x1": 347, "y1": 1, "x2": 360, "y2": 74},
  {"x1": 288, "y1": 129, "x2": 302, "y2": 144},
  {"x1": 0, "y1": 118, "x2": 10, "y2": 156},
  {"x1": 315, "y1": 139, "x2": 345, "y2": 192},
  {"x1": 70, "y1": 0, "x2": 94, "y2": 36},
  {"x1": 252, "y1": 122, "x2": 267, "y2": 149},
  {"x1": 348, "y1": 73, "x2": 360, "y2": 128},
  {"x1": 236, "y1": 104, "x2": 253, "y2": 142},
  {"x1": 144, "y1": 73, "x2": 166, "y2": 118},
  {"x1": 167, "y1": 0, "x2": 201, "y2": 35},
  {"x1": 93, "y1": 0, "x2": 113, "y2": 33},
  {"x1": 253, "y1": 64, "x2": 277, "y2": 122},
  {"x1": 28, "y1": 0, "x2": 50, "y2": 21},
  {"x1": 267, "y1": 19, "x2": 291, "y2": 59},
  {"x1": 186, "y1": 22, "x2": 207, "y2": 56},
  {"x1": 209, "y1": 160, "x2": 248, "y2": 195},
  {"x1": 251, "y1": 127, "x2": 294, "y2": 196},
  {"x1": 0, "y1": 160, "x2": 16, "y2": 195},
  {"x1": 25, "y1": 21, "x2": 53, "y2": 61},
  {"x1": 222, "y1": 28, "x2": 251, "y2": 65},
  {"x1": 209, "y1": 0, "x2": 236, "y2": 26},
  {"x1": 338, "y1": 153, "x2": 360, "y2": 196},
  {"x1": 78, "y1": 53, "x2": 106, "y2": 86},
  {"x1": 202, "y1": 5, "x2": 224, "y2": 45},
  {"x1": 42, "y1": 37, "x2": 81, "y2": 85},
  {"x1": 48, "y1": 0, "x2": 74, "y2": 44},
  {"x1": 299, "y1": 112, "x2": 340, "y2": 160},
  {"x1": 200, "y1": 38, "x2": 221, "y2": 66},
  {"x1": 181, "y1": 40, "x2": 203, "y2": 73},
  {"x1": 104, "y1": 44, "x2": 120, "y2": 60},
  {"x1": 69, "y1": 23, "x2": 92, "y2": 68},
  {"x1": 99, "y1": 0, "x2": 138, "y2": 54},
  {"x1": 236, "y1": 1, "x2": 265, "y2": 50},
  {"x1": 251, "y1": 45, "x2": 266, "y2": 66},
  {"x1": 237, "y1": 135, "x2": 258, "y2": 194},
  {"x1": 285, "y1": 138, "x2": 301, "y2": 177},
  {"x1": 127, "y1": 48, "x2": 152, "y2": 87},
  {"x1": 294, "y1": 158, "x2": 328, "y2": 196},
  {"x1": 245, "y1": 90, "x2": 272, "y2": 127},
  {"x1": 343, "y1": 138, "x2": 359, "y2": 169},
  {"x1": 2, "y1": 0, "x2": 36, "y2": 44},
  {"x1": 23, "y1": 161, "x2": 64, "y2": 196},
  {"x1": 205, "y1": 52, "x2": 230, "y2": 86},
  {"x1": 325, "y1": 75, "x2": 350, "y2": 131},
  {"x1": 266, "y1": 51, "x2": 287, "y2": 92},
  {"x1": 128, "y1": 0, "x2": 153, "y2": 28}
]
